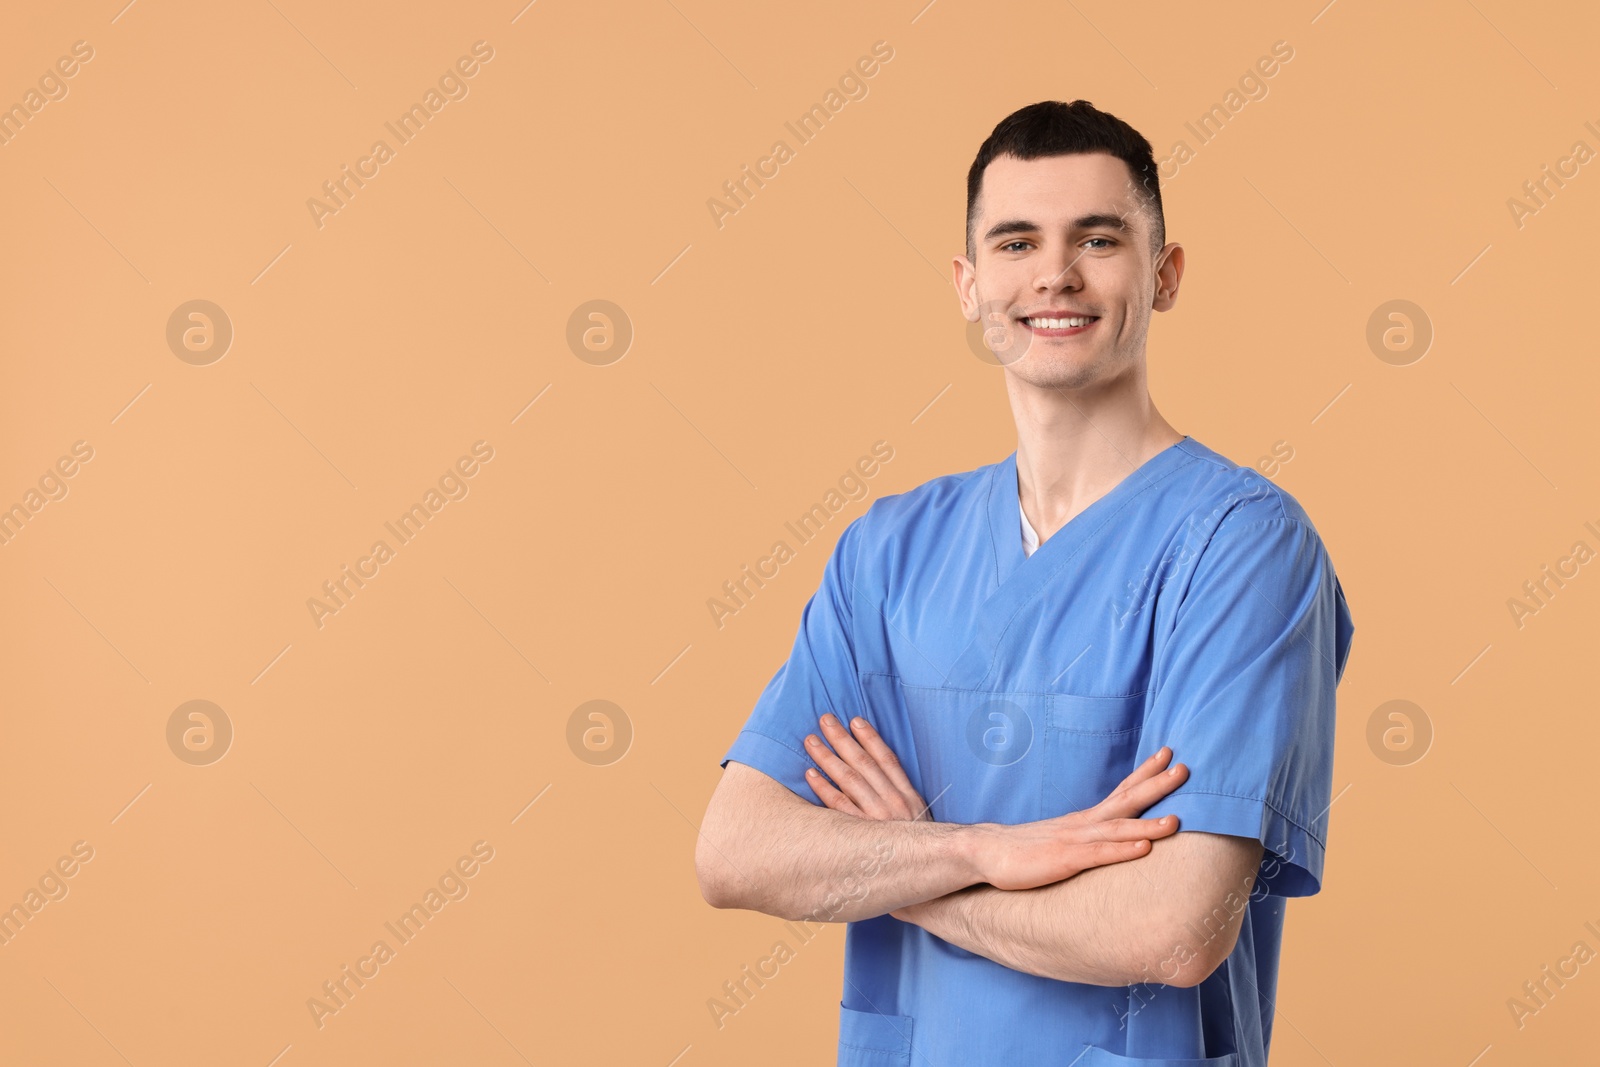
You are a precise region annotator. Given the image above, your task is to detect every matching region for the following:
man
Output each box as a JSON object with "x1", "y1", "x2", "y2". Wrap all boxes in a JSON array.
[{"x1": 696, "y1": 99, "x2": 1355, "y2": 1066}]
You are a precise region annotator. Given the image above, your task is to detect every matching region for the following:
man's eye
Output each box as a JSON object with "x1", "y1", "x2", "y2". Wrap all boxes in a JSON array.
[
  {"x1": 1000, "y1": 241, "x2": 1031, "y2": 252},
  {"x1": 1084, "y1": 237, "x2": 1115, "y2": 249}
]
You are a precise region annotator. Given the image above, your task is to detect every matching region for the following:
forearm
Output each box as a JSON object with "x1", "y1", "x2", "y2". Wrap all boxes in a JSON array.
[
  {"x1": 698, "y1": 769, "x2": 988, "y2": 922},
  {"x1": 902, "y1": 873, "x2": 1149, "y2": 986},
  {"x1": 898, "y1": 834, "x2": 1262, "y2": 987}
]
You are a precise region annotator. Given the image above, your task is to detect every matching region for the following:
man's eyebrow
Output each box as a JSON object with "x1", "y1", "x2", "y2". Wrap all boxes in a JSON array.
[{"x1": 983, "y1": 213, "x2": 1136, "y2": 243}]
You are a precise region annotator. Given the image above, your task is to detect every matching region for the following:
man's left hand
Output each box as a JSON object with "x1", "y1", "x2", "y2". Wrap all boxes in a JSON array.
[{"x1": 802, "y1": 713, "x2": 932, "y2": 822}]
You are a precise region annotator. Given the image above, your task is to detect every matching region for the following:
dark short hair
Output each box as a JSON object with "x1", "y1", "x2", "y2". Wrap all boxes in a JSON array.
[{"x1": 965, "y1": 100, "x2": 1164, "y2": 261}]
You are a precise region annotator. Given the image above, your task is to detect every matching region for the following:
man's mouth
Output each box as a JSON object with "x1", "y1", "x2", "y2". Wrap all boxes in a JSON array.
[{"x1": 1021, "y1": 315, "x2": 1099, "y2": 334}]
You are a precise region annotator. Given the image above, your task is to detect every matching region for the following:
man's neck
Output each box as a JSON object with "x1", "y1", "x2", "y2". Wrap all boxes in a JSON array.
[{"x1": 1011, "y1": 384, "x2": 1182, "y2": 544}]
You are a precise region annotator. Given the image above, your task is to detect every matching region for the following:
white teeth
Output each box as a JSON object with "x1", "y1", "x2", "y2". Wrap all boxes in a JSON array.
[{"x1": 1026, "y1": 316, "x2": 1094, "y2": 329}]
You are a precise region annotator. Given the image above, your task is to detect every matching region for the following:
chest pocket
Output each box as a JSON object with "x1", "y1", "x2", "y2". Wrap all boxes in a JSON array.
[
  {"x1": 1039, "y1": 692, "x2": 1148, "y2": 819},
  {"x1": 882, "y1": 680, "x2": 1145, "y2": 827}
]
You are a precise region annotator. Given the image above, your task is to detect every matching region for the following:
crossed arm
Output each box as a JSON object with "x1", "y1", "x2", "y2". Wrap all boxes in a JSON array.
[
  {"x1": 696, "y1": 715, "x2": 1264, "y2": 988},
  {"x1": 888, "y1": 831, "x2": 1263, "y2": 987}
]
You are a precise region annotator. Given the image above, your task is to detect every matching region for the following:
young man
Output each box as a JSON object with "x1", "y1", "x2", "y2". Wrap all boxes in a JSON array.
[{"x1": 697, "y1": 100, "x2": 1355, "y2": 1066}]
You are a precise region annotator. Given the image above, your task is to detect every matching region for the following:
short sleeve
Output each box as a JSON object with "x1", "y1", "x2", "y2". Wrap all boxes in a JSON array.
[
  {"x1": 719, "y1": 514, "x2": 872, "y2": 804},
  {"x1": 1138, "y1": 514, "x2": 1355, "y2": 897}
]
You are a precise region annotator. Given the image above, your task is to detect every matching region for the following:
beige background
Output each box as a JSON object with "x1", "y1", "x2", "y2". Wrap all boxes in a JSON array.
[{"x1": 2, "y1": 0, "x2": 1596, "y2": 1063}]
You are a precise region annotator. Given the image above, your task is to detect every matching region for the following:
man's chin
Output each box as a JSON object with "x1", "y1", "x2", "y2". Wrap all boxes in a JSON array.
[{"x1": 1006, "y1": 357, "x2": 1110, "y2": 393}]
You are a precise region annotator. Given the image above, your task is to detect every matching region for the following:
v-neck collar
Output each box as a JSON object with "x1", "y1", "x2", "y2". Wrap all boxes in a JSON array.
[
  {"x1": 935, "y1": 436, "x2": 1195, "y2": 689},
  {"x1": 988, "y1": 436, "x2": 1194, "y2": 590}
]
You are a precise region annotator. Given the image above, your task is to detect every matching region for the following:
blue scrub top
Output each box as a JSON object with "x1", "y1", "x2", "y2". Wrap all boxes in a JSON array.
[{"x1": 720, "y1": 436, "x2": 1355, "y2": 1067}]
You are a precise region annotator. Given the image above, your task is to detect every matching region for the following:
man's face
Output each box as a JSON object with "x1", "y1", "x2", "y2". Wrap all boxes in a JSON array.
[{"x1": 956, "y1": 151, "x2": 1178, "y2": 390}]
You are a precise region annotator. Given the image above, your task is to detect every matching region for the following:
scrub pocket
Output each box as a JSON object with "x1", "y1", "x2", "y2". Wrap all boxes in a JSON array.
[
  {"x1": 888, "y1": 680, "x2": 1052, "y2": 826},
  {"x1": 837, "y1": 1003, "x2": 913, "y2": 1067},
  {"x1": 1038, "y1": 693, "x2": 1147, "y2": 819},
  {"x1": 883, "y1": 680, "x2": 1146, "y2": 825},
  {"x1": 1076, "y1": 1046, "x2": 1240, "y2": 1066}
]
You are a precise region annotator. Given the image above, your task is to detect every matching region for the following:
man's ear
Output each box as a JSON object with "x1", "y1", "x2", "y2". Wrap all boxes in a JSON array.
[
  {"x1": 953, "y1": 255, "x2": 981, "y2": 321},
  {"x1": 1152, "y1": 243, "x2": 1184, "y2": 312}
]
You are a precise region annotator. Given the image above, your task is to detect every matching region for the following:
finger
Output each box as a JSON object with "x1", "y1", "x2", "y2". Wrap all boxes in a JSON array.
[
  {"x1": 1096, "y1": 760, "x2": 1190, "y2": 820},
  {"x1": 1123, "y1": 762, "x2": 1190, "y2": 813},
  {"x1": 1110, "y1": 746, "x2": 1173, "y2": 794},
  {"x1": 805, "y1": 767, "x2": 866, "y2": 817},
  {"x1": 805, "y1": 731, "x2": 892, "y2": 816},
  {"x1": 1081, "y1": 838, "x2": 1155, "y2": 870},
  {"x1": 1091, "y1": 814, "x2": 1182, "y2": 842},
  {"x1": 817, "y1": 714, "x2": 902, "y2": 801},
  {"x1": 846, "y1": 718, "x2": 927, "y2": 813}
]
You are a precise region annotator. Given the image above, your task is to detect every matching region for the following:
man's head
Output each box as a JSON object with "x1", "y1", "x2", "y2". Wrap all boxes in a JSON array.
[
  {"x1": 957, "y1": 100, "x2": 1182, "y2": 391},
  {"x1": 965, "y1": 100, "x2": 1164, "y2": 262}
]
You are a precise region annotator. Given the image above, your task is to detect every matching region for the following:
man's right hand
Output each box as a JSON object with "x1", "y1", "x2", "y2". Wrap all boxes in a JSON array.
[
  {"x1": 803, "y1": 713, "x2": 1189, "y2": 892},
  {"x1": 971, "y1": 748, "x2": 1188, "y2": 891}
]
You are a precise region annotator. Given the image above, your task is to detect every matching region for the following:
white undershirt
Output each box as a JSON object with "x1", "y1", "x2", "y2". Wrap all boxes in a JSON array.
[{"x1": 1020, "y1": 498, "x2": 1040, "y2": 558}]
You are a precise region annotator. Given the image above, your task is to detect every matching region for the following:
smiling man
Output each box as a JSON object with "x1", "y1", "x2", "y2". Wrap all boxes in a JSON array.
[{"x1": 697, "y1": 100, "x2": 1355, "y2": 1066}]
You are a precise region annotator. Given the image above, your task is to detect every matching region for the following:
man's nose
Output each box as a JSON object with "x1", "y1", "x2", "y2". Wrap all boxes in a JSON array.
[{"x1": 1035, "y1": 243, "x2": 1084, "y2": 292}]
